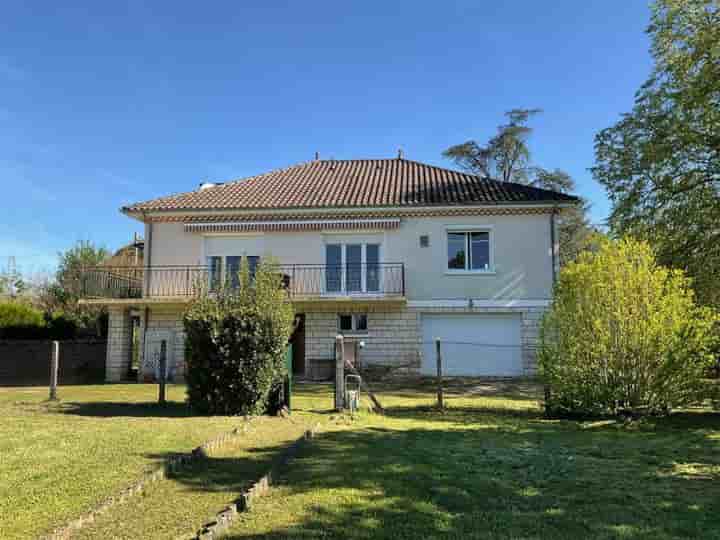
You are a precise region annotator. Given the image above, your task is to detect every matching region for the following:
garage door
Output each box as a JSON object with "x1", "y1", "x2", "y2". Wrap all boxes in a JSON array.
[{"x1": 421, "y1": 314, "x2": 522, "y2": 376}]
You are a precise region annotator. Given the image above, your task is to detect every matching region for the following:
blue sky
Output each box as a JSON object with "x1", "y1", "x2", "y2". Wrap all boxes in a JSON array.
[{"x1": 1, "y1": 1, "x2": 653, "y2": 277}]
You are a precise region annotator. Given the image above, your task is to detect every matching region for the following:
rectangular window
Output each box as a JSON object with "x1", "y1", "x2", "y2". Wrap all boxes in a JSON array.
[
  {"x1": 470, "y1": 232, "x2": 490, "y2": 270},
  {"x1": 366, "y1": 244, "x2": 380, "y2": 292},
  {"x1": 226, "y1": 256, "x2": 242, "y2": 288},
  {"x1": 247, "y1": 256, "x2": 260, "y2": 280},
  {"x1": 447, "y1": 231, "x2": 491, "y2": 271},
  {"x1": 339, "y1": 314, "x2": 353, "y2": 332},
  {"x1": 326, "y1": 244, "x2": 342, "y2": 292},
  {"x1": 324, "y1": 242, "x2": 382, "y2": 293},
  {"x1": 207, "y1": 256, "x2": 222, "y2": 290},
  {"x1": 346, "y1": 244, "x2": 362, "y2": 292},
  {"x1": 447, "y1": 232, "x2": 467, "y2": 269},
  {"x1": 338, "y1": 313, "x2": 368, "y2": 334}
]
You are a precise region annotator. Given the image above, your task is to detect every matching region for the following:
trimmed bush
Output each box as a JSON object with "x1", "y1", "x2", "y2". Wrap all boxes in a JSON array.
[
  {"x1": 539, "y1": 238, "x2": 718, "y2": 417},
  {"x1": 183, "y1": 259, "x2": 294, "y2": 415},
  {"x1": 0, "y1": 302, "x2": 46, "y2": 339}
]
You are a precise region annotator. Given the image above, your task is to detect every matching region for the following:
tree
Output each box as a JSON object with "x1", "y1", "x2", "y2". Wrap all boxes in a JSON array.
[
  {"x1": 444, "y1": 109, "x2": 599, "y2": 264},
  {"x1": 539, "y1": 237, "x2": 718, "y2": 417},
  {"x1": 184, "y1": 259, "x2": 294, "y2": 415},
  {"x1": 592, "y1": 0, "x2": 720, "y2": 308},
  {"x1": 38, "y1": 241, "x2": 110, "y2": 334},
  {"x1": 534, "y1": 168, "x2": 601, "y2": 265},
  {"x1": 444, "y1": 108, "x2": 541, "y2": 183}
]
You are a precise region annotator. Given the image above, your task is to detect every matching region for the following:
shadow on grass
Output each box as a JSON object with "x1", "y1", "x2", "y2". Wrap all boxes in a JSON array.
[
  {"x1": 54, "y1": 401, "x2": 197, "y2": 418},
  {"x1": 144, "y1": 438, "x2": 301, "y2": 496},
  {"x1": 213, "y1": 413, "x2": 720, "y2": 540}
]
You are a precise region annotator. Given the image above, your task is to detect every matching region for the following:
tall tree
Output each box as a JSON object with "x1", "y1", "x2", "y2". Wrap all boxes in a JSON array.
[
  {"x1": 443, "y1": 108, "x2": 541, "y2": 183},
  {"x1": 592, "y1": 0, "x2": 720, "y2": 307},
  {"x1": 534, "y1": 168, "x2": 600, "y2": 265},
  {"x1": 444, "y1": 109, "x2": 598, "y2": 264},
  {"x1": 38, "y1": 241, "x2": 110, "y2": 333}
]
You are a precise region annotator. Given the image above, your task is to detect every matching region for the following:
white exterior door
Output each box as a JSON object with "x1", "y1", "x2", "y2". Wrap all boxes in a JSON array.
[{"x1": 421, "y1": 314, "x2": 522, "y2": 376}]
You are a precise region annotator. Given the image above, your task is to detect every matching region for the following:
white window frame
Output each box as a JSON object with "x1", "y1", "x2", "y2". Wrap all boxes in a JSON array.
[
  {"x1": 205, "y1": 255, "x2": 260, "y2": 289},
  {"x1": 323, "y1": 242, "x2": 382, "y2": 295},
  {"x1": 444, "y1": 225, "x2": 495, "y2": 275},
  {"x1": 338, "y1": 313, "x2": 368, "y2": 335}
]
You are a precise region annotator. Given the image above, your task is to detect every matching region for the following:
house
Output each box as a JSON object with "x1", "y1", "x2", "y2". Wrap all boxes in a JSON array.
[{"x1": 80, "y1": 156, "x2": 577, "y2": 381}]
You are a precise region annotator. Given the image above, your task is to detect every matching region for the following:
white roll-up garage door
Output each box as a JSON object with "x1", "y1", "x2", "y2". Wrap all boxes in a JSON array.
[{"x1": 421, "y1": 314, "x2": 523, "y2": 376}]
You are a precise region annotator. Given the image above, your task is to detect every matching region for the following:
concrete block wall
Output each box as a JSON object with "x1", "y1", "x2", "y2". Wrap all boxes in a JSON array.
[
  {"x1": 304, "y1": 308, "x2": 421, "y2": 376},
  {"x1": 143, "y1": 306, "x2": 187, "y2": 382},
  {"x1": 106, "y1": 306, "x2": 132, "y2": 382},
  {"x1": 304, "y1": 304, "x2": 547, "y2": 378}
]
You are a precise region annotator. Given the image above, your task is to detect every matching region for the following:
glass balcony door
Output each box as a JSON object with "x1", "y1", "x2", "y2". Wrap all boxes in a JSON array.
[{"x1": 324, "y1": 243, "x2": 381, "y2": 294}]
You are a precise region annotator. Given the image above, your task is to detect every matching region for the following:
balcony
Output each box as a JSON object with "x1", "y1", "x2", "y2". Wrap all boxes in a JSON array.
[{"x1": 71, "y1": 263, "x2": 405, "y2": 302}]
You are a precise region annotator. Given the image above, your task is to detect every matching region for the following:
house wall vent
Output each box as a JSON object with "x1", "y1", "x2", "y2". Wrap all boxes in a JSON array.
[{"x1": 419, "y1": 235, "x2": 430, "y2": 248}]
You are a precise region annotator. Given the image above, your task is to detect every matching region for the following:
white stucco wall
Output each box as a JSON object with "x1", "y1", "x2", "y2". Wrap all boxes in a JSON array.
[{"x1": 147, "y1": 211, "x2": 554, "y2": 301}]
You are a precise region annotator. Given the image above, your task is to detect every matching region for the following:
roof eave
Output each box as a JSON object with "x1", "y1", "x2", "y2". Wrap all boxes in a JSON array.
[{"x1": 120, "y1": 200, "x2": 578, "y2": 220}]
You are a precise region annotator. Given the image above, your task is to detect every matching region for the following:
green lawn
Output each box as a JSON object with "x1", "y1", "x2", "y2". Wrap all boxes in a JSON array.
[
  {"x1": 2, "y1": 381, "x2": 719, "y2": 540},
  {"x1": 0, "y1": 384, "x2": 259, "y2": 539},
  {"x1": 73, "y1": 416, "x2": 318, "y2": 540},
  {"x1": 226, "y1": 381, "x2": 720, "y2": 540}
]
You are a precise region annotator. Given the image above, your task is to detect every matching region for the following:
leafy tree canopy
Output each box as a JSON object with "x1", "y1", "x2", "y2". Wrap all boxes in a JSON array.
[
  {"x1": 592, "y1": 0, "x2": 720, "y2": 307},
  {"x1": 444, "y1": 109, "x2": 600, "y2": 264}
]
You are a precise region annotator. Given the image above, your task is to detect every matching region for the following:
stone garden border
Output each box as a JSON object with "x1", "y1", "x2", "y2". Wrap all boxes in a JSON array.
[
  {"x1": 179, "y1": 422, "x2": 322, "y2": 540},
  {"x1": 39, "y1": 416, "x2": 259, "y2": 540}
]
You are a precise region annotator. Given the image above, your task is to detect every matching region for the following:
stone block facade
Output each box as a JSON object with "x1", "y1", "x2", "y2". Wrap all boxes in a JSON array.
[
  {"x1": 106, "y1": 306, "x2": 133, "y2": 382},
  {"x1": 106, "y1": 302, "x2": 546, "y2": 383},
  {"x1": 303, "y1": 303, "x2": 547, "y2": 378},
  {"x1": 305, "y1": 308, "x2": 421, "y2": 376},
  {"x1": 141, "y1": 306, "x2": 187, "y2": 383},
  {"x1": 105, "y1": 305, "x2": 187, "y2": 383}
]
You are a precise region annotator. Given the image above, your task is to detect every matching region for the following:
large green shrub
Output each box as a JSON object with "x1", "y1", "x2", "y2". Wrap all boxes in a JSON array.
[
  {"x1": 183, "y1": 259, "x2": 294, "y2": 415},
  {"x1": 539, "y1": 238, "x2": 718, "y2": 417},
  {"x1": 0, "y1": 302, "x2": 46, "y2": 339}
]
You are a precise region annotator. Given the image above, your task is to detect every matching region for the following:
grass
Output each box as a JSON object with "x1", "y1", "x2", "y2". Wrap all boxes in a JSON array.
[
  {"x1": 224, "y1": 381, "x2": 720, "y2": 540},
  {"x1": 2, "y1": 380, "x2": 719, "y2": 540},
  {"x1": 73, "y1": 416, "x2": 319, "y2": 540},
  {"x1": 0, "y1": 384, "x2": 256, "y2": 539}
]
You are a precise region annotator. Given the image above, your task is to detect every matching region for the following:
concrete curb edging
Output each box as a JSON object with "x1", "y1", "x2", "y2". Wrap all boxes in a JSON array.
[
  {"x1": 39, "y1": 416, "x2": 258, "y2": 540},
  {"x1": 183, "y1": 422, "x2": 321, "y2": 540}
]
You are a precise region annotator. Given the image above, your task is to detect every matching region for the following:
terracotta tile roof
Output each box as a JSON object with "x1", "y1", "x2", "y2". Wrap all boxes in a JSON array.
[{"x1": 123, "y1": 158, "x2": 578, "y2": 213}]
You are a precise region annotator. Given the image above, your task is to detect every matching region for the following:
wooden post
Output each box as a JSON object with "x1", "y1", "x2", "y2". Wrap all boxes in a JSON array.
[
  {"x1": 158, "y1": 340, "x2": 167, "y2": 405},
  {"x1": 49, "y1": 341, "x2": 59, "y2": 401},
  {"x1": 435, "y1": 338, "x2": 444, "y2": 410},
  {"x1": 334, "y1": 335, "x2": 345, "y2": 411}
]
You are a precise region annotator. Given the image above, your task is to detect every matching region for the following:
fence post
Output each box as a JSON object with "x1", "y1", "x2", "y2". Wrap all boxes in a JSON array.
[
  {"x1": 49, "y1": 341, "x2": 59, "y2": 401},
  {"x1": 435, "y1": 338, "x2": 444, "y2": 410},
  {"x1": 158, "y1": 340, "x2": 167, "y2": 405},
  {"x1": 335, "y1": 335, "x2": 345, "y2": 411}
]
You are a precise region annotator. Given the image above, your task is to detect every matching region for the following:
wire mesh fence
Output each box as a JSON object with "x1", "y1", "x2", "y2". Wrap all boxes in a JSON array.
[{"x1": 332, "y1": 336, "x2": 541, "y2": 413}]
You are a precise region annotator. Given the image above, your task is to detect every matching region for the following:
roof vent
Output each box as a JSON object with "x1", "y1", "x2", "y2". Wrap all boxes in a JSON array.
[
  {"x1": 397, "y1": 148, "x2": 404, "y2": 159},
  {"x1": 199, "y1": 182, "x2": 216, "y2": 191}
]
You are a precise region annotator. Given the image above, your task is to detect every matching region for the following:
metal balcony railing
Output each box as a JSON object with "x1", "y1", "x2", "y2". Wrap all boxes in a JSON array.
[{"x1": 69, "y1": 263, "x2": 405, "y2": 300}]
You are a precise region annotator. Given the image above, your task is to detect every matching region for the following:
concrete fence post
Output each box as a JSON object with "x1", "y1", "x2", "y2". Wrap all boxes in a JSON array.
[
  {"x1": 49, "y1": 341, "x2": 59, "y2": 401},
  {"x1": 334, "y1": 335, "x2": 345, "y2": 411},
  {"x1": 435, "y1": 338, "x2": 444, "y2": 410}
]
